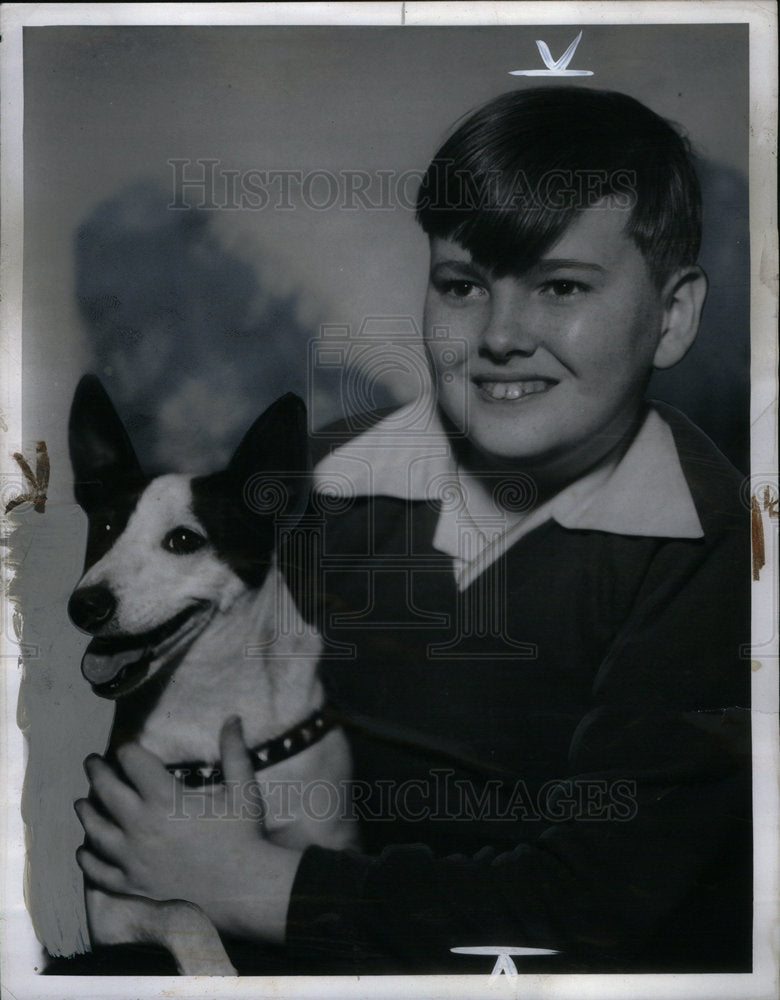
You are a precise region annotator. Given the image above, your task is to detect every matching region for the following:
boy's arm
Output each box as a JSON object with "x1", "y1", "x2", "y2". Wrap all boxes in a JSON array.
[{"x1": 284, "y1": 523, "x2": 752, "y2": 972}]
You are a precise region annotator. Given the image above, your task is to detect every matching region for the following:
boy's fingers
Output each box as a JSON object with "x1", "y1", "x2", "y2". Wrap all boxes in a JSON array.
[
  {"x1": 74, "y1": 798, "x2": 125, "y2": 863},
  {"x1": 76, "y1": 846, "x2": 127, "y2": 895},
  {"x1": 84, "y1": 755, "x2": 141, "y2": 826},
  {"x1": 116, "y1": 743, "x2": 177, "y2": 805},
  {"x1": 219, "y1": 715, "x2": 257, "y2": 788},
  {"x1": 219, "y1": 716, "x2": 266, "y2": 826}
]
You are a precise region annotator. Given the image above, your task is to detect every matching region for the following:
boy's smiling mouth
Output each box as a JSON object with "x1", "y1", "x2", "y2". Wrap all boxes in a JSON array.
[{"x1": 473, "y1": 376, "x2": 558, "y2": 401}]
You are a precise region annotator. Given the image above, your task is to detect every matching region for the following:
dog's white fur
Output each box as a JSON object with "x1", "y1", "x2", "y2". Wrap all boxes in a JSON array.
[{"x1": 74, "y1": 474, "x2": 356, "y2": 974}]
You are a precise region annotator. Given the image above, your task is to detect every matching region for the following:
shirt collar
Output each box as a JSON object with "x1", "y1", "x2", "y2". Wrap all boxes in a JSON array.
[{"x1": 314, "y1": 400, "x2": 703, "y2": 540}]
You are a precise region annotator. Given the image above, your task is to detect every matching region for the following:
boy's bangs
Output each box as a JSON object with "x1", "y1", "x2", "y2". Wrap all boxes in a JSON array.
[{"x1": 418, "y1": 164, "x2": 581, "y2": 277}]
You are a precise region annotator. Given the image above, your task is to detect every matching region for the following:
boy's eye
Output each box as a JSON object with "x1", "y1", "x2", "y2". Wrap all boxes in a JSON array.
[
  {"x1": 162, "y1": 527, "x2": 208, "y2": 555},
  {"x1": 540, "y1": 279, "x2": 589, "y2": 299},
  {"x1": 434, "y1": 278, "x2": 486, "y2": 301}
]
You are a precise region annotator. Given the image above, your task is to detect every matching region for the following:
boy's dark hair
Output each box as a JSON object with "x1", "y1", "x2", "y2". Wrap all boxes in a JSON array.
[{"x1": 415, "y1": 87, "x2": 701, "y2": 287}]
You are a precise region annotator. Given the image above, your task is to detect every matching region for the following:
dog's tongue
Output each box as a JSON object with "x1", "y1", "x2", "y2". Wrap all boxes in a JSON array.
[{"x1": 82, "y1": 642, "x2": 149, "y2": 686}]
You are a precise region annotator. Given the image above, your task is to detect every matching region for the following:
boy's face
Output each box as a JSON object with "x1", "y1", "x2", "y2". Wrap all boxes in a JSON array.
[{"x1": 423, "y1": 206, "x2": 670, "y2": 481}]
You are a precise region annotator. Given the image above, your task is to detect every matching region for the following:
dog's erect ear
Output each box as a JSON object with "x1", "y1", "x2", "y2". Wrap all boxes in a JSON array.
[
  {"x1": 227, "y1": 392, "x2": 312, "y2": 524},
  {"x1": 69, "y1": 374, "x2": 145, "y2": 511}
]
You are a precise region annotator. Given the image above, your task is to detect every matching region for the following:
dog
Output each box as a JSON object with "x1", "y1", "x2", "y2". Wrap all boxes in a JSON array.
[{"x1": 67, "y1": 374, "x2": 357, "y2": 975}]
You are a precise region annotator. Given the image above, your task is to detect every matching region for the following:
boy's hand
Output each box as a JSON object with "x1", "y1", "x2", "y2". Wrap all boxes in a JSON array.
[{"x1": 75, "y1": 716, "x2": 302, "y2": 944}]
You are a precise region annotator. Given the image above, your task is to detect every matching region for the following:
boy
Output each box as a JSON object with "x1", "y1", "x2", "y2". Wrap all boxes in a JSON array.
[{"x1": 76, "y1": 87, "x2": 751, "y2": 974}]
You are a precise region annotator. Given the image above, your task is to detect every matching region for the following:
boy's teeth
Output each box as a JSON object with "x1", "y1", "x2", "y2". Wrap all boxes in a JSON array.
[{"x1": 480, "y1": 380, "x2": 549, "y2": 400}]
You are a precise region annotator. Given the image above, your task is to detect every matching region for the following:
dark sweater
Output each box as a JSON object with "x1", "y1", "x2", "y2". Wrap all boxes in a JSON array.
[{"x1": 281, "y1": 404, "x2": 752, "y2": 974}]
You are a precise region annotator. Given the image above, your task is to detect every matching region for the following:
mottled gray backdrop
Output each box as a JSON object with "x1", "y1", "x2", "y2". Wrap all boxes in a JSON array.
[{"x1": 12, "y1": 23, "x2": 748, "y2": 960}]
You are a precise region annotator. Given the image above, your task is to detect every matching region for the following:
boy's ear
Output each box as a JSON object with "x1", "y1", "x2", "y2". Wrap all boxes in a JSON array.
[{"x1": 652, "y1": 266, "x2": 708, "y2": 371}]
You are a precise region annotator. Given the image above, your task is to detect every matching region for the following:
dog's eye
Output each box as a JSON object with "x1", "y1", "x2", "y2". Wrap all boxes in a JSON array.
[{"x1": 162, "y1": 527, "x2": 207, "y2": 555}]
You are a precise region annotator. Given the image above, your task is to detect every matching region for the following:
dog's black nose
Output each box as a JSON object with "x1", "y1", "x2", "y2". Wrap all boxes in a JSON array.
[{"x1": 68, "y1": 585, "x2": 117, "y2": 632}]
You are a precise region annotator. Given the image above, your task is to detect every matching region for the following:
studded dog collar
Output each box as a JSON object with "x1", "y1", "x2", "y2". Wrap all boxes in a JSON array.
[{"x1": 166, "y1": 706, "x2": 337, "y2": 787}]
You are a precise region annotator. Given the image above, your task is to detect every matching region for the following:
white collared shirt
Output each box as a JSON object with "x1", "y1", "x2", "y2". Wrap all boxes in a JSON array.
[{"x1": 314, "y1": 400, "x2": 703, "y2": 590}]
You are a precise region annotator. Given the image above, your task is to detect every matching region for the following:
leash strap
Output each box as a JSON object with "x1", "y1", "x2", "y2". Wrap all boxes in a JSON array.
[{"x1": 166, "y1": 706, "x2": 337, "y2": 787}]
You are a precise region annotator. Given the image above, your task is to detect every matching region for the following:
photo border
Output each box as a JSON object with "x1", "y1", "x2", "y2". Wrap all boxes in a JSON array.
[{"x1": 1, "y1": 3, "x2": 777, "y2": 998}]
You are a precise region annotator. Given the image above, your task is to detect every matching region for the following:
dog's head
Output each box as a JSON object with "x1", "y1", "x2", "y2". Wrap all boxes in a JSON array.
[{"x1": 68, "y1": 374, "x2": 311, "y2": 699}]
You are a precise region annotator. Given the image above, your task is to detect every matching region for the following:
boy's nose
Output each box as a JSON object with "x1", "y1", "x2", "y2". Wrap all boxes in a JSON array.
[{"x1": 479, "y1": 303, "x2": 538, "y2": 361}]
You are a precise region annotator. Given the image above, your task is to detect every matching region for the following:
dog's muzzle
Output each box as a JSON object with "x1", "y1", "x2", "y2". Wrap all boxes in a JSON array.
[{"x1": 81, "y1": 603, "x2": 207, "y2": 698}]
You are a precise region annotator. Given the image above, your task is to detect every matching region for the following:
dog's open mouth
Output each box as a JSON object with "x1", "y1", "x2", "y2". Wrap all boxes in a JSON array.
[{"x1": 82, "y1": 603, "x2": 210, "y2": 699}]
